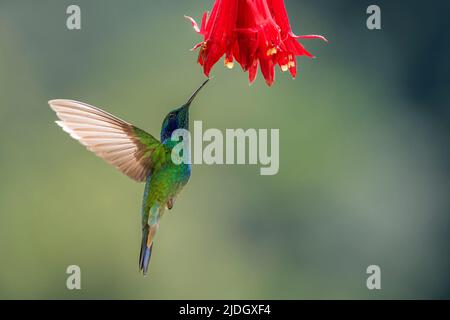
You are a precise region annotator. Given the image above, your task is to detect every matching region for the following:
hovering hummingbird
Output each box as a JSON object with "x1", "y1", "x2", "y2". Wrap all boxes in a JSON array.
[{"x1": 48, "y1": 79, "x2": 209, "y2": 275}]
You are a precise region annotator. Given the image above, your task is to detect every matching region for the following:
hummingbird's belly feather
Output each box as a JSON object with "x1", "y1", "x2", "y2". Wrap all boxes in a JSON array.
[{"x1": 141, "y1": 162, "x2": 191, "y2": 224}]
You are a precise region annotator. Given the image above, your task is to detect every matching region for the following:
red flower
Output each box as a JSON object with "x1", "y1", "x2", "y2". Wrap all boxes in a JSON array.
[{"x1": 186, "y1": 0, "x2": 326, "y2": 86}]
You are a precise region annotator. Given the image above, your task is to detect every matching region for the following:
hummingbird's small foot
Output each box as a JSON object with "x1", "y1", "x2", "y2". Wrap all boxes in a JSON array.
[{"x1": 167, "y1": 198, "x2": 174, "y2": 210}]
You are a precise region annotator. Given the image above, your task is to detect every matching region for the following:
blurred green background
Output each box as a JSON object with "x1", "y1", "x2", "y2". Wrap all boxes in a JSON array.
[{"x1": 0, "y1": 0, "x2": 449, "y2": 299}]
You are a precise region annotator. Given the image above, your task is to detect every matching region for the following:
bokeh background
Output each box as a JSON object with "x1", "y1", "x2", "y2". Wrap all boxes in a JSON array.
[{"x1": 0, "y1": 0, "x2": 449, "y2": 299}]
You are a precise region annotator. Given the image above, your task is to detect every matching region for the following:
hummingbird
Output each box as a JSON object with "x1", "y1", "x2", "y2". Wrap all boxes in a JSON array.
[{"x1": 48, "y1": 79, "x2": 209, "y2": 275}]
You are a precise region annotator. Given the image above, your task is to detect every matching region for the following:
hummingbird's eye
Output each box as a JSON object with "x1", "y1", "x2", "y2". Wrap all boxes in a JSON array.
[{"x1": 169, "y1": 113, "x2": 176, "y2": 119}]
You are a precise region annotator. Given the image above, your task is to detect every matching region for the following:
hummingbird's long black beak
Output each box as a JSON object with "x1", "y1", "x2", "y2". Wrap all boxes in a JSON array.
[{"x1": 186, "y1": 78, "x2": 210, "y2": 107}]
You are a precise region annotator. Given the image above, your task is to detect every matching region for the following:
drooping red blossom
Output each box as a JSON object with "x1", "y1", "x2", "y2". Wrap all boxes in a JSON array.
[
  {"x1": 186, "y1": 0, "x2": 327, "y2": 86},
  {"x1": 185, "y1": 0, "x2": 239, "y2": 77}
]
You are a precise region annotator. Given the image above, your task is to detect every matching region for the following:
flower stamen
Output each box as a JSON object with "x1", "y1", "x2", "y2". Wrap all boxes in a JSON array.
[
  {"x1": 225, "y1": 58, "x2": 234, "y2": 69},
  {"x1": 267, "y1": 47, "x2": 278, "y2": 56}
]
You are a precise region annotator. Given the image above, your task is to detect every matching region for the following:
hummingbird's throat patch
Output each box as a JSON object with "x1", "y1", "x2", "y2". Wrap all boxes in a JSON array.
[{"x1": 170, "y1": 121, "x2": 280, "y2": 176}]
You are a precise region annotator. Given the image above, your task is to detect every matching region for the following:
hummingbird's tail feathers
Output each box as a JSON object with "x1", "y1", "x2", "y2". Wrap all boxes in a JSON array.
[
  {"x1": 139, "y1": 223, "x2": 158, "y2": 276},
  {"x1": 139, "y1": 229, "x2": 153, "y2": 276}
]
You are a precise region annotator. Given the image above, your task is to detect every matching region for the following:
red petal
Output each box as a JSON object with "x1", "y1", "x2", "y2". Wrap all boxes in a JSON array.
[
  {"x1": 248, "y1": 60, "x2": 258, "y2": 84},
  {"x1": 200, "y1": 12, "x2": 208, "y2": 32},
  {"x1": 202, "y1": 42, "x2": 226, "y2": 76},
  {"x1": 267, "y1": 0, "x2": 291, "y2": 35},
  {"x1": 235, "y1": 29, "x2": 259, "y2": 70},
  {"x1": 204, "y1": 0, "x2": 221, "y2": 36},
  {"x1": 289, "y1": 67, "x2": 297, "y2": 78},
  {"x1": 285, "y1": 36, "x2": 314, "y2": 58},
  {"x1": 259, "y1": 54, "x2": 275, "y2": 86}
]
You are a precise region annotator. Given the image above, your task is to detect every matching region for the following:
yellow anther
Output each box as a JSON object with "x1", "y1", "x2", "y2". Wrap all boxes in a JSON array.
[
  {"x1": 224, "y1": 59, "x2": 234, "y2": 69},
  {"x1": 267, "y1": 47, "x2": 277, "y2": 56},
  {"x1": 281, "y1": 64, "x2": 289, "y2": 72}
]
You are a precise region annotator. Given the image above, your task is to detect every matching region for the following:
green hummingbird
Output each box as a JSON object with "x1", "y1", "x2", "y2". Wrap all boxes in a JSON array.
[{"x1": 48, "y1": 79, "x2": 209, "y2": 275}]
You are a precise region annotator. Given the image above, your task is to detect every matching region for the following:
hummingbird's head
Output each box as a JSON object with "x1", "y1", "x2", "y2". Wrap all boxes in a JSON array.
[{"x1": 160, "y1": 79, "x2": 209, "y2": 142}]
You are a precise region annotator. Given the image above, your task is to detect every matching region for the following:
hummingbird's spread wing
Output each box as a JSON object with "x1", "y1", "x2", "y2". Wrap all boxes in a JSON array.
[{"x1": 49, "y1": 99, "x2": 169, "y2": 182}]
